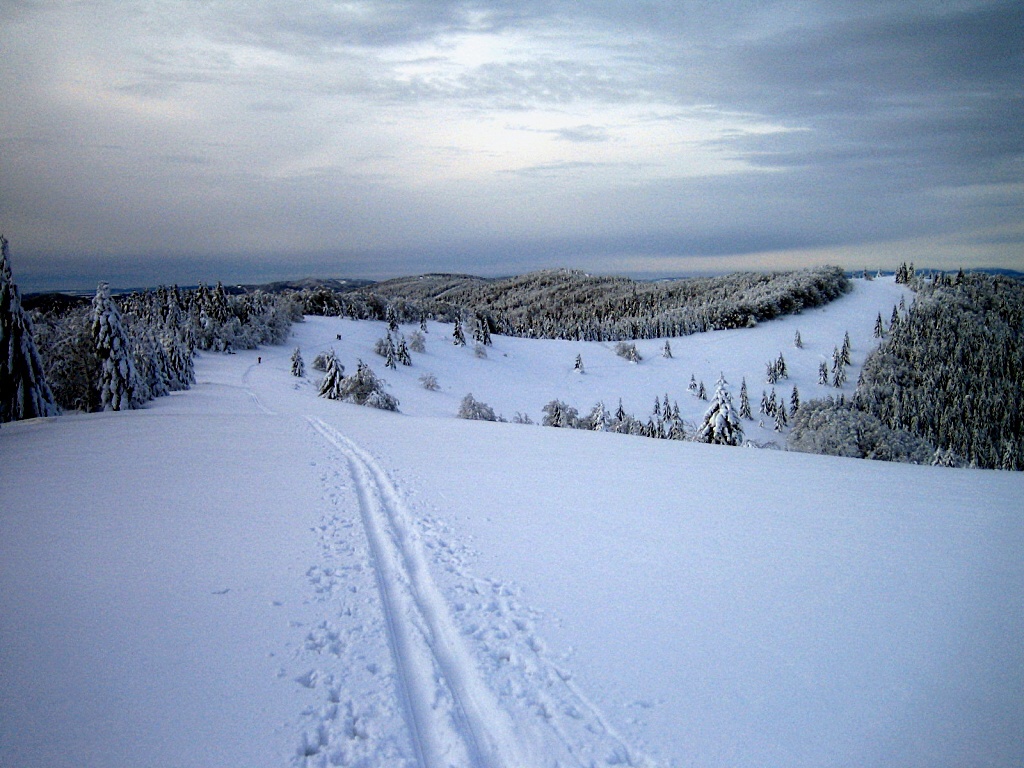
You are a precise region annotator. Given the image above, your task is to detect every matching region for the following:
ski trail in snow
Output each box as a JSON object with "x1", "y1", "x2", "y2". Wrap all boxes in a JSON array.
[{"x1": 307, "y1": 416, "x2": 523, "y2": 768}]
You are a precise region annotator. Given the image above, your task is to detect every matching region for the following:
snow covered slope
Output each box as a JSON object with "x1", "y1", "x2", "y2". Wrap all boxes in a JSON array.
[{"x1": 2, "y1": 277, "x2": 1022, "y2": 767}]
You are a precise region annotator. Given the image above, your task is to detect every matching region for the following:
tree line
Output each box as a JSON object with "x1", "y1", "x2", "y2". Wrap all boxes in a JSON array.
[{"x1": 292, "y1": 266, "x2": 851, "y2": 341}]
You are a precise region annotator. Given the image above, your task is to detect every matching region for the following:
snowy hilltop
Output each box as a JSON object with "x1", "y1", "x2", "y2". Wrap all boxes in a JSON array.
[{"x1": 3, "y1": 268, "x2": 1024, "y2": 767}]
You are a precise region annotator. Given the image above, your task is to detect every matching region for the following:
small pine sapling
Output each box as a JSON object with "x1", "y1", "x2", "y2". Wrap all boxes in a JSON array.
[
  {"x1": 739, "y1": 377, "x2": 752, "y2": 420},
  {"x1": 291, "y1": 347, "x2": 304, "y2": 377}
]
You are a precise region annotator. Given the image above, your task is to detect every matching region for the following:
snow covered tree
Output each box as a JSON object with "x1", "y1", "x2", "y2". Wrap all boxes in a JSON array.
[
  {"x1": 452, "y1": 316, "x2": 466, "y2": 346},
  {"x1": 662, "y1": 340, "x2": 673, "y2": 358},
  {"x1": 541, "y1": 399, "x2": 578, "y2": 428},
  {"x1": 614, "y1": 341, "x2": 641, "y2": 363},
  {"x1": 396, "y1": 336, "x2": 412, "y2": 366},
  {"x1": 697, "y1": 380, "x2": 707, "y2": 400},
  {"x1": 739, "y1": 377, "x2": 752, "y2": 420},
  {"x1": 419, "y1": 372, "x2": 439, "y2": 390},
  {"x1": 818, "y1": 360, "x2": 829, "y2": 385},
  {"x1": 794, "y1": 329, "x2": 803, "y2": 348},
  {"x1": 408, "y1": 330, "x2": 425, "y2": 353},
  {"x1": 133, "y1": 330, "x2": 171, "y2": 400},
  {"x1": 790, "y1": 385, "x2": 800, "y2": 415},
  {"x1": 336, "y1": 360, "x2": 399, "y2": 410},
  {"x1": 688, "y1": 374, "x2": 698, "y2": 394},
  {"x1": 774, "y1": 399, "x2": 788, "y2": 431},
  {"x1": 458, "y1": 393, "x2": 497, "y2": 421},
  {"x1": 584, "y1": 400, "x2": 608, "y2": 431},
  {"x1": 472, "y1": 312, "x2": 492, "y2": 346},
  {"x1": 873, "y1": 312, "x2": 886, "y2": 338},
  {"x1": 91, "y1": 282, "x2": 142, "y2": 411},
  {"x1": 1, "y1": 236, "x2": 58, "y2": 422},
  {"x1": 317, "y1": 351, "x2": 345, "y2": 399},
  {"x1": 291, "y1": 347, "x2": 305, "y2": 377},
  {"x1": 696, "y1": 374, "x2": 744, "y2": 446},
  {"x1": 574, "y1": 353, "x2": 584, "y2": 373}
]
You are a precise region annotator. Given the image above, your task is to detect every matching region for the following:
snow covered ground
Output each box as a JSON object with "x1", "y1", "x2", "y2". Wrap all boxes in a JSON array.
[{"x1": 2, "y1": 277, "x2": 1023, "y2": 767}]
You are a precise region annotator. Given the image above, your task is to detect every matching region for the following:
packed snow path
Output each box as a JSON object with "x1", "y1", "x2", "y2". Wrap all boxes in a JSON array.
[{"x1": 307, "y1": 416, "x2": 522, "y2": 768}]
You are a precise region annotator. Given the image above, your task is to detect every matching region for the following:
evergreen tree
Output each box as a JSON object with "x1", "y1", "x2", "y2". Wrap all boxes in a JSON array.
[
  {"x1": 0, "y1": 236, "x2": 58, "y2": 422},
  {"x1": 452, "y1": 316, "x2": 466, "y2": 346},
  {"x1": 317, "y1": 351, "x2": 345, "y2": 398},
  {"x1": 574, "y1": 353, "x2": 584, "y2": 373},
  {"x1": 774, "y1": 399, "x2": 788, "y2": 431},
  {"x1": 688, "y1": 374, "x2": 698, "y2": 393},
  {"x1": 818, "y1": 360, "x2": 829, "y2": 385},
  {"x1": 662, "y1": 340, "x2": 673, "y2": 358},
  {"x1": 874, "y1": 312, "x2": 885, "y2": 338},
  {"x1": 397, "y1": 336, "x2": 412, "y2": 366},
  {"x1": 790, "y1": 385, "x2": 800, "y2": 415},
  {"x1": 291, "y1": 347, "x2": 305, "y2": 377},
  {"x1": 696, "y1": 374, "x2": 744, "y2": 446},
  {"x1": 458, "y1": 393, "x2": 497, "y2": 421},
  {"x1": 794, "y1": 329, "x2": 803, "y2": 348},
  {"x1": 776, "y1": 352, "x2": 788, "y2": 378},
  {"x1": 840, "y1": 332, "x2": 851, "y2": 366},
  {"x1": 586, "y1": 400, "x2": 608, "y2": 431},
  {"x1": 739, "y1": 377, "x2": 752, "y2": 420},
  {"x1": 336, "y1": 360, "x2": 398, "y2": 410},
  {"x1": 91, "y1": 282, "x2": 142, "y2": 411},
  {"x1": 697, "y1": 380, "x2": 707, "y2": 400},
  {"x1": 384, "y1": 335, "x2": 397, "y2": 369},
  {"x1": 162, "y1": 329, "x2": 195, "y2": 390},
  {"x1": 542, "y1": 399, "x2": 578, "y2": 428}
]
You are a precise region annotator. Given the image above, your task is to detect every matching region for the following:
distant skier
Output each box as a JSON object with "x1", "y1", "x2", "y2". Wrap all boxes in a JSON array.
[{"x1": 257, "y1": 356, "x2": 261, "y2": 364}]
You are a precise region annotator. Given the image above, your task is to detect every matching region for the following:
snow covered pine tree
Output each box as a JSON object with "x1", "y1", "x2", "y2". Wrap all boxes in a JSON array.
[
  {"x1": 91, "y1": 282, "x2": 142, "y2": 411},
  {"x1": 1, "y1": 236, "x2": 58, "y2": 422},
  {"x1": 696, "y1": 374, "x2": 744, "y2": 446}
]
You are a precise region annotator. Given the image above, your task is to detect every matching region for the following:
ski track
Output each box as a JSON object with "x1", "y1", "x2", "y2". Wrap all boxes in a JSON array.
[
  {"x1": 303, "y1": 414, "x2": 654, "y2": 768},
  {"x1": 308, "y1": 416, "x2": 524, "y2": 768}
]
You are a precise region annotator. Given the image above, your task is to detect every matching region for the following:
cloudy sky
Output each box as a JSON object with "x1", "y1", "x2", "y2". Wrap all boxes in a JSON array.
[{"x1": 2, "y1": 1, "x2": 1022, "y2": 290}]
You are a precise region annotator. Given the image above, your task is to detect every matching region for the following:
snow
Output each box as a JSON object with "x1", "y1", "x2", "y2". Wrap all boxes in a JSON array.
[{"x1": 2, "y1": 277, "x2": 1023, "y2": 767}]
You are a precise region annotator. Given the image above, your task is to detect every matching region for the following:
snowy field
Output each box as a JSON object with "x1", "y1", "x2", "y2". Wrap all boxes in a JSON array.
[{"x1": 2, "y1": 277, "x2": 1023, "y2": 767}]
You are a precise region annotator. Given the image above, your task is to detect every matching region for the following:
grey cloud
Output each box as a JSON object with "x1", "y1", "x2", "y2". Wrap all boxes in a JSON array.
[{"x1": 553, "y1": 125, "x2": 610, "y2": 143}]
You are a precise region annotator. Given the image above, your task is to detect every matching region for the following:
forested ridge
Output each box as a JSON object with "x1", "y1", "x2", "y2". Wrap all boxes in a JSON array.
[
  {"x1": 5, "y1": 237, "x2": 1021, "y2": 471},
  {"x1": 855, "y1": 270, "x2": 1024, "y2": 469},
  {"x1": 295, "y1": 266, "x2": 850, "y2": 341},
  {"x1": 26, "y1": 280, "x2": 300, "y2": 414},
  {"x1": 789, "y1": 268, "x2": 1024, "y2": 470}
]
